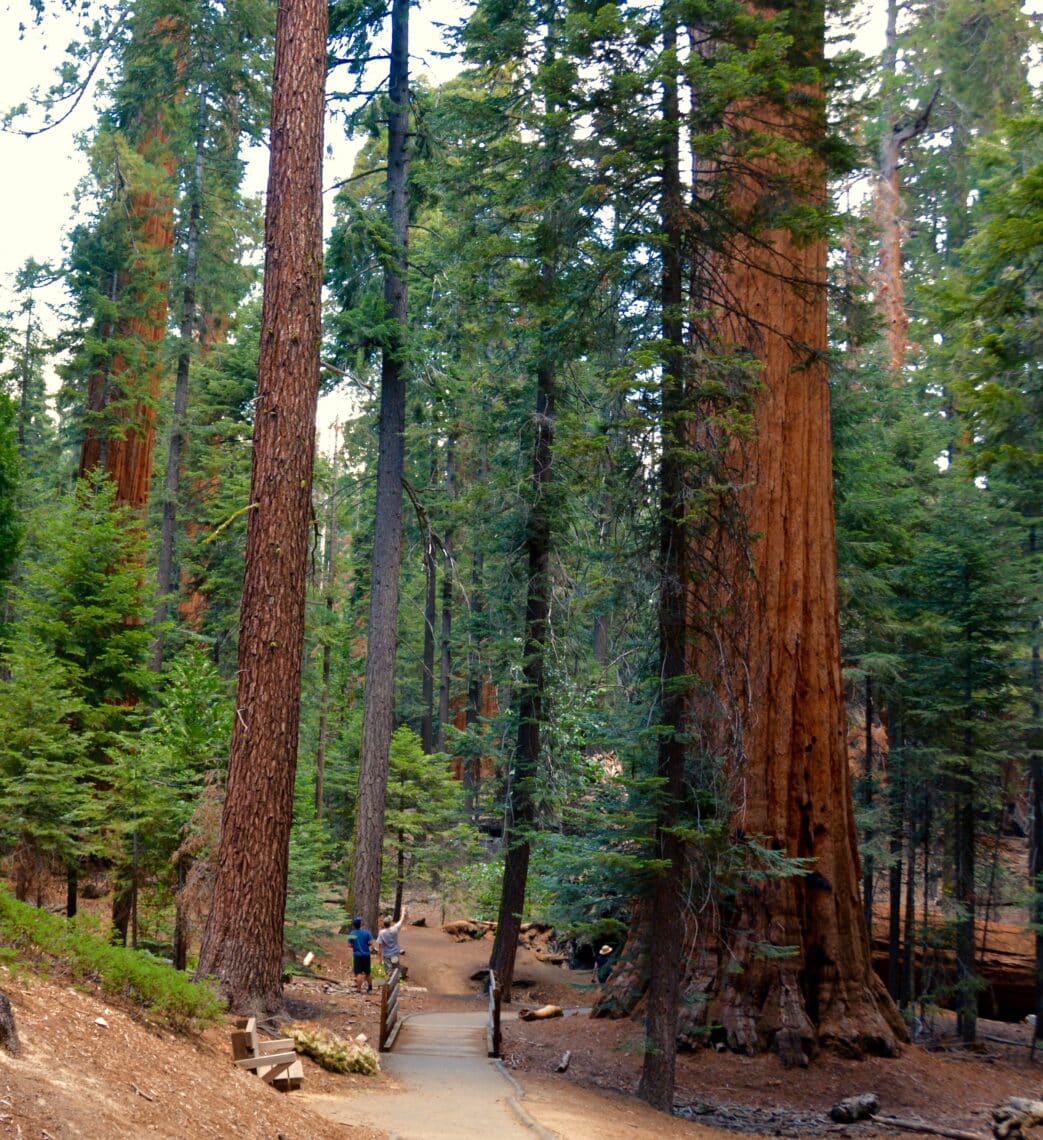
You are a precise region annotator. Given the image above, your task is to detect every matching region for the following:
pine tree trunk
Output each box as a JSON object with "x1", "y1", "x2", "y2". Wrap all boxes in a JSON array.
[
  {"x1": 465, "y1": 547, "x2": 485, "y2": 813},
  {"x1": 66, "y1": 864, "x2": 77, "y2": 920},
  {"x1": 903, "y1": 822, "x2": 917, "y2": 1007},
  {"x1": 888, "y1": 815, "x2": 902, "y2": 1000},
  {"x1": 862, "y1": 678, "x2": 875, "y2": 934},
  {"x1": 352, "y1": 0, "x2": 410, "y2": 932},
  {"x1": 421, "y1": 526, "x2": 437, "y2": 755},
  {"x1": 680, "y1": 0, "x2": 904, "y2": 1063},
  {"x1": 954, "y1": 788, "x2": 977, "y2": 1042},
  {"x1": 1029, "y1": 524, "x2": 1043, "y2": 1048},
  {"x1": 437, "y1": 433, "x2": 456, "y2": 754},
  {"x1": 438, "y1": 540, "x2": 453, "y2": 754},
  {"x1": 637, "y1": 0, "x2": 685, "y2": 1109},
  {"x1": 173, "y1": 854, "x2": 189, "y2": 971},
  {"x1": 194, "y1": 0, "x2": 326, "y2": 1013},
  {"x1": 315, "y1": 445, "x2": 341, "y2": 820},
  {"x1": 489, "y1": 359, "x2": 554, "y2": 1001}
]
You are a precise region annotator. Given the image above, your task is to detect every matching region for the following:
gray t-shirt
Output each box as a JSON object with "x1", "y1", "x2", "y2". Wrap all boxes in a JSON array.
[{"x1": 377, "y1": 922, "x2": 403, "y2": 959}]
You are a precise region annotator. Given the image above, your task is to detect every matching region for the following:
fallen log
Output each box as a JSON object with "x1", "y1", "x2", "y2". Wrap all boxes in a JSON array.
[
  {"x1": 555, "y1": 1050, "x2": 571, "y2": 1073},
  {"x1": 873, "y1": 1113, "x2": 988, "y2": 1140},
  {"x1": 443, "y1": 920, "x2": 495, "y2": 941},
  {"x1": 518, "y1": 1005, "x2": 563, "y2": 1021},
  {"x1": 830, "y1": 1093, "x2": 879, "y2": 1123},
  {"x1": 993, "y1": 1096, "x2": 1043, "y2": 1139}
]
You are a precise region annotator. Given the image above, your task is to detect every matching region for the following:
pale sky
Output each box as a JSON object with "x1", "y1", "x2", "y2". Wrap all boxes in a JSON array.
[
  {"x1": 0, "y1": 1, "x2": 467, "y2": 309},
  {"x1": 0, "y1": 0, "x2": 467, "y2": 444}
]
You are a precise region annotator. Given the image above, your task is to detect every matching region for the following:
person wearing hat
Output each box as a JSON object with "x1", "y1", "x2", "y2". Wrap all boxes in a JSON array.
[
  {"x1": 592, "y1": 943, "x2": 615, "y2": 985},
  {"x1": 347, "y1": 915, "x2": 375, "y2": 993}
]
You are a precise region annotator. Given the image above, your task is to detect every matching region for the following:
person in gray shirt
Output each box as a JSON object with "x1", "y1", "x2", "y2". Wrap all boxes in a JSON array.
[{"x1": 377, "y1": 904, "x2": 408, "y2": 978}]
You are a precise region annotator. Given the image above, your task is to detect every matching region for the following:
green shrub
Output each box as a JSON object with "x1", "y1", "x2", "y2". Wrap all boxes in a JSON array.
[{"x1": 0, "y1": 887, "x2": 224, "y2": 1030}]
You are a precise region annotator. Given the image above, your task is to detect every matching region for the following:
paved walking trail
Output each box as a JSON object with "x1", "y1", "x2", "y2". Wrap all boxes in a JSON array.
[
  {"x1": 303, "y1": 922, "x2": 732, "y2": 1140},
  {"x1": 309, "y1": 1010, "x2": 549, "y2": 1139}
]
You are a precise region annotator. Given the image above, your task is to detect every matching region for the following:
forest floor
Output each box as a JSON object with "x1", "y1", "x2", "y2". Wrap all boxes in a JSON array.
[{"x1": 3, "y1": 898, "x2": 1043, "y2": 1138}]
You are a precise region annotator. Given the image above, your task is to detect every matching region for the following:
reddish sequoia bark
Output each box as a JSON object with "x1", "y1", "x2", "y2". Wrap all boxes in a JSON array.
[
  {"x1": 79, "y1": 18, "x2": 184, "y2": 508},
  {"x1": 680, "y1": 1, "x2": 905, "y2": 1064},
  {"x1": 194, "y1": 0, "x2": 327, "y2": 1013}
]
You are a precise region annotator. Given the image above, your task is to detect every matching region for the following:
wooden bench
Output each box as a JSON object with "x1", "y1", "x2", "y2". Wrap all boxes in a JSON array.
[{"x1": 230, "y1": 1017, "x2": 304, "y2": 1090}]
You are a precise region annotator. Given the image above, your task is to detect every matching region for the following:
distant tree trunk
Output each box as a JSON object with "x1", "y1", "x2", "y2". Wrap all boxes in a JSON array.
[
  {"x1": 903, "y1": 819, "x2": 917, "y2": 1007},
  {"x1": 437, "y1": 433, "x2": 456, "y2": 754},
  {"x1": 194, "y1": 0, "x2": 326, "y2": 1013},
  {"x1": 315, "y1": 439, "x2": 342, "y2": 820},
  {"x1": 421, "y1": 512, "x2": 437, "y2": 754},
  {"x1": 677, "y1": 0, "x2": 905, "y2": 1064},
  {"x1": 65, "y1": 864, "x2": 77, "y2": 920},
  {"x1": 152, "y1": 82, "x2": 207, "y2": 672},
  {"x1": 637, "y1": 0, "x2": 685, "y2": 1110},
  {"x1": 888, "y1": 799, "x2": 902, "y2": 1001},
  {"x1": 862, "y1": 677, "x2": 875, "y2": 934},
  {"x1": 874, "y1": 0, "x2": 939, "y2": 374},
  {"x1": 1029, "y1": 524, "x2": 1043, "y2": 1050},
  {"x1": 489, "y1": 357, "x2": 554, "y2": 1001},
  {"x1": 151, "y1": 84, "x2": 207, "y2": 670},
  {"x1": 464, "y1": 444, "x2": 489, "y2": 818},
  {"x1": 79, "y1": 77, "x2": 178, "y2": 508},
  {"x1": 352, "y1": 0, "x2": 410, "y2": 932},
  {"x1": 954, "y1": 787, "x2": 976, "y2": 1041},
  {"x1": 173, "y1": 853, "x2": 189, "y2": 971}
]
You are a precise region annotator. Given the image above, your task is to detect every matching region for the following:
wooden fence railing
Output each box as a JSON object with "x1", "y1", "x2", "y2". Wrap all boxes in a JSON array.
[
  {"x1": 487, "y1": 969, "x2": 502, "y2": 1058},
  {"x1": 379, "y1": 965, "x2": 402, "y2": 1052}
]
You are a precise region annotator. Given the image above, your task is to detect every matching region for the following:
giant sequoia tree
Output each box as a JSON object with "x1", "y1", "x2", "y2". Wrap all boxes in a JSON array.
[
  {"x1": 194, "y1": 0, "x2": 327, "y2": 1012},
  {"x1": 676, "y1": 0, "x2": 906, "y2": 1063}
]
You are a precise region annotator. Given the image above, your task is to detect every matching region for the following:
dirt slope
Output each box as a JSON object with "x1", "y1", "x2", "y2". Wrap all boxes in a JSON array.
[
  {"x1": 0, "y1": 967, "x2": 385, "y2": 1139},
  {"x1": 4, "y1": 905, "x2": 1043, "y2": 1139}
]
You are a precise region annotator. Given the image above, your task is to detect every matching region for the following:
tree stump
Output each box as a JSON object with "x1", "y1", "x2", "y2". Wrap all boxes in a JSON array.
[{"x1": 0, "y1": 991, "x2": 20, "y2": 1055}]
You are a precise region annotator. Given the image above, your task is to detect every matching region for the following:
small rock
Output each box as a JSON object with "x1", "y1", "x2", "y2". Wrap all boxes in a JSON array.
[{"x1": 95, "y1": 1017, "x2": 109, "y2": 1028}]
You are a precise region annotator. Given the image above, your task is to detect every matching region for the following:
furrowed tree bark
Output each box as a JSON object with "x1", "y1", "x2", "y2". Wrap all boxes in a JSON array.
[
  {"x1": 680, "y1": 0, "x2": 905, "y2": 1064},
  {"x1": 352, "y1": 0, "x2": 410, "y2": 933},
  {"x1": 194, "y1": 0, "x2": 326, "y2": 1013}
]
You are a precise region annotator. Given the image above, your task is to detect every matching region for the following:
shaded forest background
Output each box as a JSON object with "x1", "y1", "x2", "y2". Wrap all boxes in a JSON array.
[{"x1": 0, "y1": 0, "x2": 1041, "y2": 1105}]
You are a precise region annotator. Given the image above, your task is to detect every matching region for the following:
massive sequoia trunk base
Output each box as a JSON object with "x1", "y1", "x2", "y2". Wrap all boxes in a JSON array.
[{"x1": 598, "y1": 0, "x2": 905, "y2": 1066}]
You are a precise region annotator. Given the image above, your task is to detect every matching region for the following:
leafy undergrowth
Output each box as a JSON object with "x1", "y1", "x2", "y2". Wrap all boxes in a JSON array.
[{"x1": 0, "y1": 887, "x2": 224, "y2": 1030}]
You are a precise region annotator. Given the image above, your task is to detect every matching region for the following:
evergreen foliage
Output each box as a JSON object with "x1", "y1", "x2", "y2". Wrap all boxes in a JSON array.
[{"x1": 0, "y1": 886, "x2": 224, "y2": 1029}]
